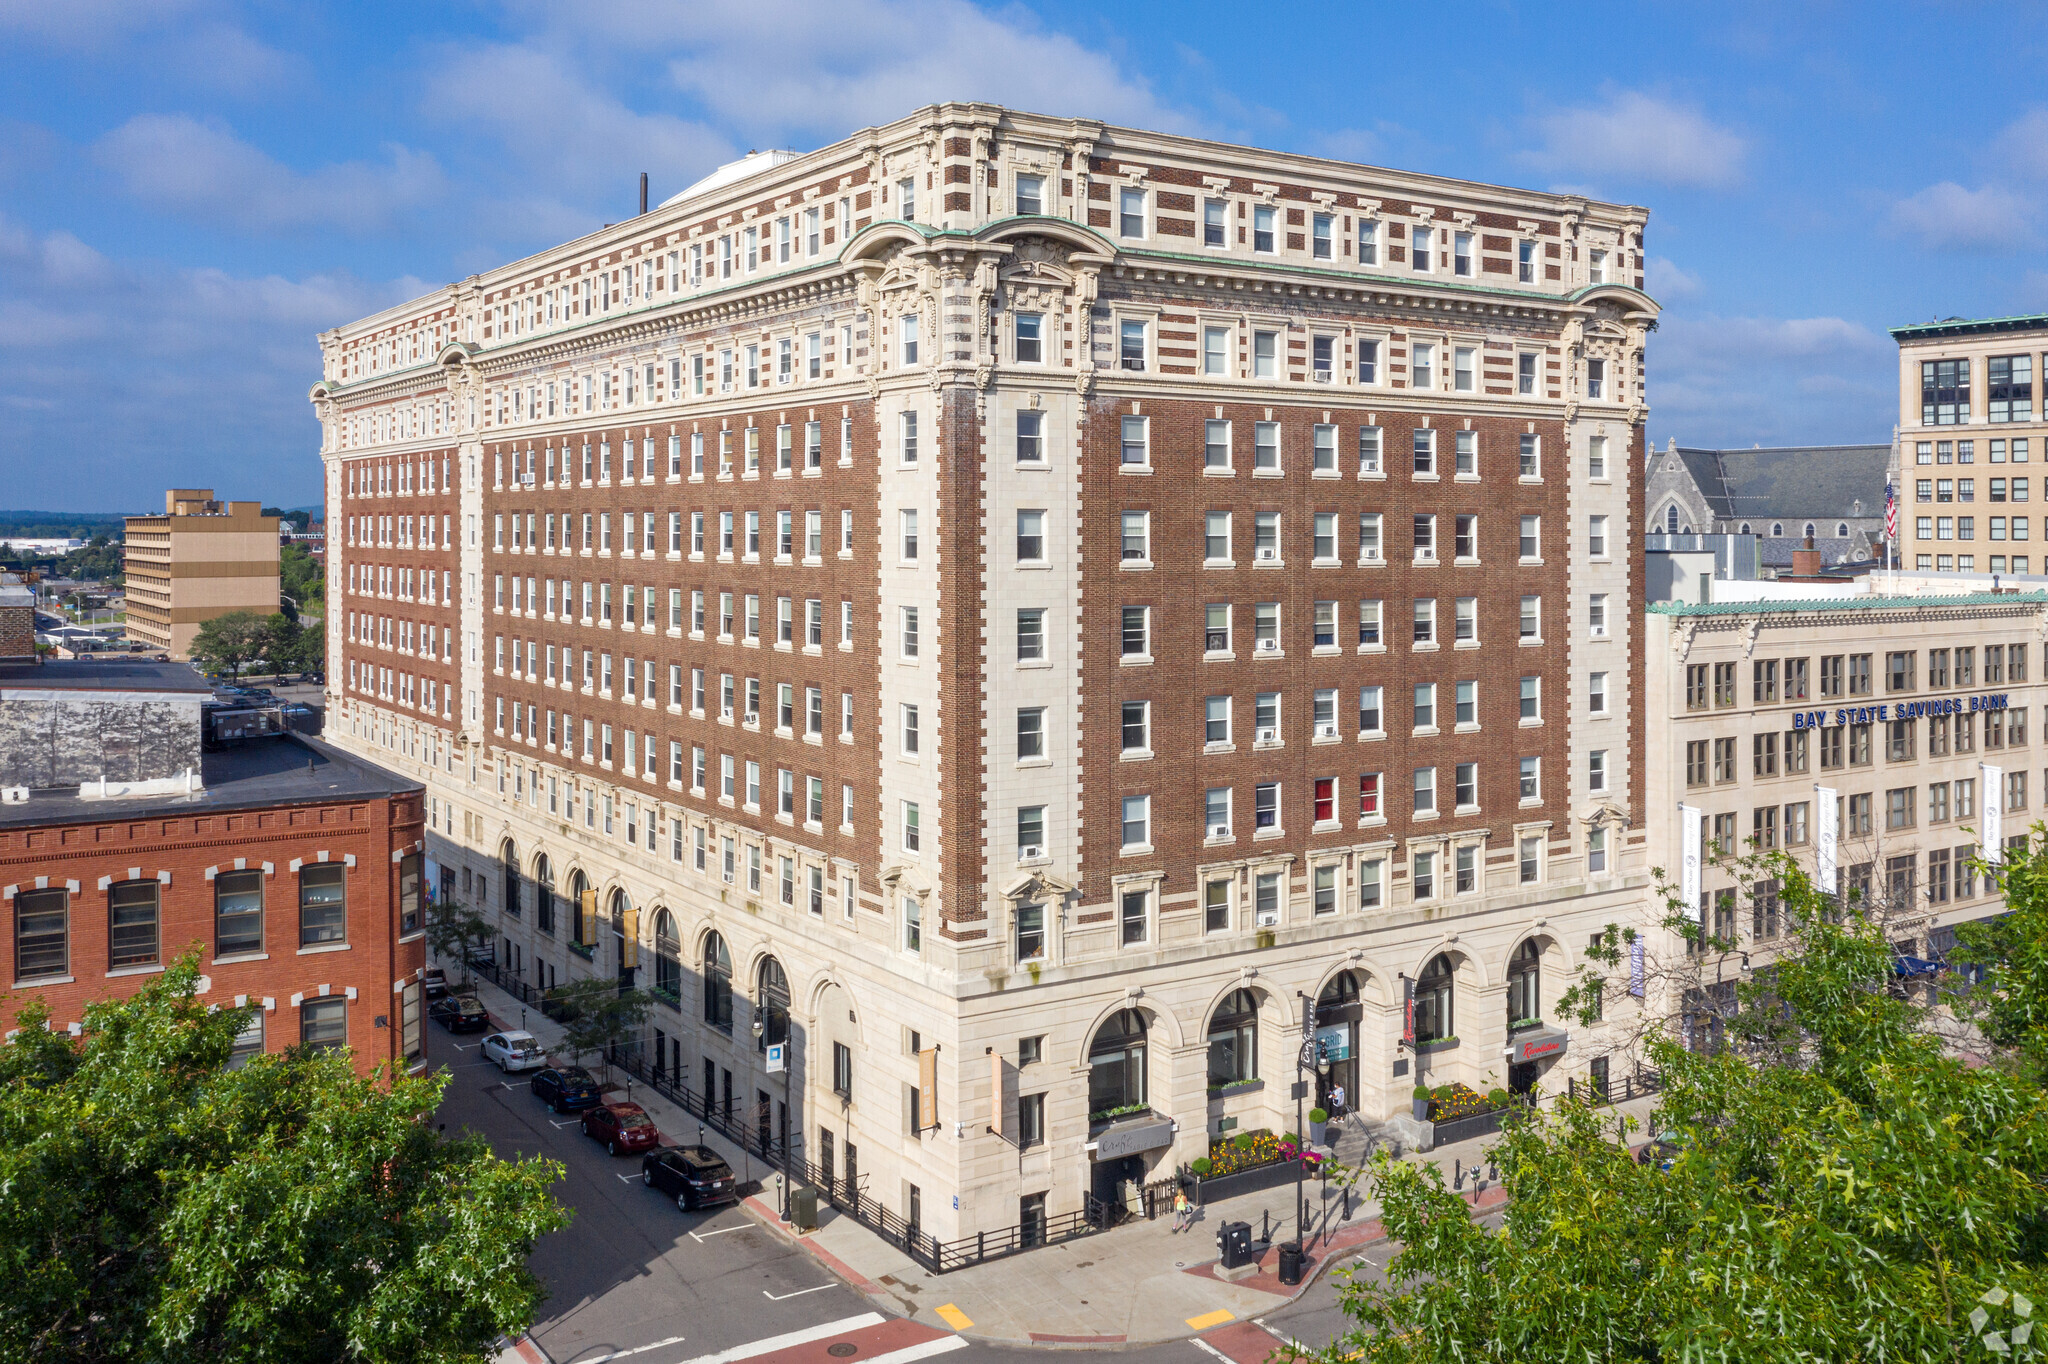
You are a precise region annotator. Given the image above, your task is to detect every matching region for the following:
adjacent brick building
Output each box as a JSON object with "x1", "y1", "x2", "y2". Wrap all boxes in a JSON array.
[
  {"x1": 1, "y1": 658, "x2": 426, "y2": 1074},
  {"x1": 311, "y1": 105, "x2": 1659, "y2": 1242}
]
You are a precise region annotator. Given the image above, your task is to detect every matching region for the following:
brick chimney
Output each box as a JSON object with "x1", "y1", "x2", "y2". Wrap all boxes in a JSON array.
[
  {"x1": 0, "y1": 572, "x2": 36, "y2": 662},
  {"x1": 1791, "y1": 534, "x2": 1822, "y2": 579}
]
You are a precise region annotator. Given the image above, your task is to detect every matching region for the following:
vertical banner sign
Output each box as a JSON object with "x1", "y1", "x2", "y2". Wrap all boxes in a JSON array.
[
  {"x1": 580, "y1": 888, "x2": 598, "y2": 948},
  {"x1": 1815, "y1": 786, "x2": 1839, "y2": 893},
  {"x1": 1984, "y1": 763, "x2": 2005, "y2": 867},
  {"x1": 917, "y1": 1046, "x2": 939, "y2": 1131},
  {"x1": 989, "y1": 1050, "x2": 1005, "y2": 1140},
  {"x1": 1629, "y1": 938, "x2": 1646, "y2": 998},
  {"x1": 1401, "y1": 976, "x2": 1416, "y2": 1047},
  {"x1": 1678, "y1": 803, "x2": 1704, "y2": 920}
]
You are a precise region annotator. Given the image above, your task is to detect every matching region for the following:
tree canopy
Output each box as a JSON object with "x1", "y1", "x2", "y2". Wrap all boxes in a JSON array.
[
  {"x1": 1323, "y1": 852, "x2": 2048, "y2": 1363},
  {"x1": 0, "y1": 960, "x2": 569, "y2": 1363}
]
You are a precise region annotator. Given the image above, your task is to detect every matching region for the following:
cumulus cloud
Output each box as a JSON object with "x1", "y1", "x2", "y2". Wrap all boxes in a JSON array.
[
  {"x1": 1991, "y1": 109, "x2": 2048, "y2": 184},
  {"x1": 95, "y1": 114, "x2": 446, "y2": 236},
  {"x1": 1520, "y1": 90, "x2": 1747, "y2": 191},
  {"x1": 1649, "y1": 313, "x2": 1895, "y2": 447},
  {"x1": 1889, "y1": 180, "x2": 2035, "y2": 251},
  {"x1": 0, "y1": 213, "x2": 420, "y2": 509},
  {"x1": 1646, "y1": 256, "x2": 1703, "y2": 301}
]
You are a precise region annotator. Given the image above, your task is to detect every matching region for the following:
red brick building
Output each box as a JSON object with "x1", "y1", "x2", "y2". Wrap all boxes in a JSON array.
[{"x1": 1, "y1": 658, "x2": 426, "y2": 1074}]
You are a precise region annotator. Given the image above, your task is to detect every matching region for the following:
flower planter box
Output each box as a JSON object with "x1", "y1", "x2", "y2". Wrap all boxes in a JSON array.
[{"x1": 1192, "y1": 1156, "x2": 1304, "y2": 1206}]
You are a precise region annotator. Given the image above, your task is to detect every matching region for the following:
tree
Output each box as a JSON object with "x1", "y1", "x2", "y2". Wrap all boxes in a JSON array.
[
  {"x1": 187, "y1": 610, "x2": 272, "y2": 678},
  {"x1": 0, "y1": 959, "x2": 570, "y2": 1363},
  {"x1": 1320, "y1": 853, "x2": 2048, "y2": 1363},
  {"x1": 425, "y1": 898, "x2": 494, "y2": 987},
  {"x1": 549, "y1": 976, "x2": 654, "y2": 1078}
]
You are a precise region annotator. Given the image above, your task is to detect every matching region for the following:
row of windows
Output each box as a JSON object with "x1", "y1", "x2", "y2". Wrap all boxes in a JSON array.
[
  {"x1": 1914, "y1": 475, "x2": 2032, "y2": 502},
  {"x1": 495, "y1": 507, "x2": 855, "y2": 560},
  {"x1": 1915, "y1": 516, "x2": 2043, "y2": 543},
  {"x1": 1919, "y1": 356, "x2": 2041, "y2": 426},
  {"x1": 349, "y1": 562, "x2": 454, "y2": 606},
  {"x1": 350, "y1": 613, "x2": 454, "y2": 662},
  {"x1": 492, "y1": 424, "x2": 857, "y2": 488},
  {"x1": 1913, "y1": 437, "x2": 2032, "y2": 463},
  {"x1": 346, "y1": 456, "x2": 452, "y2": 498},
  {"x1": 347, "y1": 514, "x2": 453, "y2": 552},
  {"x1": 10, "y1": 860, "x2": 386, "y2": 984},
  {"x1": 350, "y1": 661, "x2": 451, "y2": 717},
  {"x1": 1685, "y1": 646, "x2": 2028, "y2": 710},
  {"x1": 1916, "y1": 553, "x2": 2035, "y2": 574},
  {"x1": 1684, "y1": 709, "x2": 2029, "y2": 785},
  {"x1": 1069, "y1": 508, "x2": 1605, "y2": 568}
]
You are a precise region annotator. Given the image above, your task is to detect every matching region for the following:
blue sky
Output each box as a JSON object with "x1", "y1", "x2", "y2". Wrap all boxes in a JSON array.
[{"x1": 4, "y1": 0, "x2": 2046, "y2": 511}]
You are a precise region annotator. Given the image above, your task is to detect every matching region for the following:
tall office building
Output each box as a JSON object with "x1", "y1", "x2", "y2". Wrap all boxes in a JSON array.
[
  {"x1": 123, "y1": 490, "x2": 281, "y2": 657},
  {"x1": 313, "y1": 105, "x2": 1658, "y2": 1245}
]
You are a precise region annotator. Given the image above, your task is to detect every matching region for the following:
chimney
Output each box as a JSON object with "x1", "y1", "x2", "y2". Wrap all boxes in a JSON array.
[
  {"x1": 639, "y1": 172, "x2": 649, "y2": 216},
  {"x1": 1791, "y1": 533, "x2": 1821, "y2": 579}
]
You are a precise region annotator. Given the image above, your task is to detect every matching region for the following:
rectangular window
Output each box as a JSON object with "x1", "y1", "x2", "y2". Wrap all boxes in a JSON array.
[
  {"x1": 299, "y1": 864, "x2": 346, "y2": 946},
  {"x1": 14, "y1": 887, "x2": 67, "y2": 980},
  {"x1": 214, "y1": 868, "x2": 264, "y2": 956}
]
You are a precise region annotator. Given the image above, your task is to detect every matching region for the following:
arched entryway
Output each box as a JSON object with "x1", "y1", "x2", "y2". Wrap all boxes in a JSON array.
[
  {"x1": 1414, "y1": 953, "x2": 1455, "y2": 1045},
  {"x1": 1316, "y1": 970, "x2": 1363, "y2": 1115},
  {"x1": 500, "y1": 839, "x2": 521, "y2": 919},
  {"x1": 652, "y1": 908, "x2": 680, "y2": 1000},
  {"x1": 533, "y1": 854, "x2": 556, "y2": 936},
  {"x1": 703, "y1": 931, "x2": 733, "y2": 1032},
  {"x1": 1087, "y1": 1008, "x2": 1156, "y2": 1209}
]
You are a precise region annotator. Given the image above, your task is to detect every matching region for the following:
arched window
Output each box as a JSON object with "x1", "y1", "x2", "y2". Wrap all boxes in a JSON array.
[
  {"x1": 757, "y1": 956, "x2": 790, "y2": 1050},
  {"x1": 1088, "y1": 1009, "x2": 1148, "y2": 1118},
  {"x1": 703, "y1": 931, "x2": 733, "y2": 1031},
  {"x1": 653, "y1": 908, "x2": 680, "y2": 1000},
  {"x1": 1837, "y1": 522, "x2": 1849, "y2": 538},
  {"x1": 565, "y1": 870, "x2": 589, "y2": 945},
  {"x1": 1665, "y1": 504, "x2": 1680, "y2": 534},
  {"x1": 1771, "y1": 523, "x2": 1784, "y2": 537},
  {"x1": 608, "y1": 888, "x2": 634, "y2": 982},
  {"x1": 1206, "y1": 989, "x2": 1260, "y2": 1087},
  {"x1": 1415, "y1": 954, "x2": 1454, "y2": 1044},
  {"x1": 500, "y1": 840, "x2": 521, "y2": 918},
  {"x1": 1319, "y1": 970, "x2": 1361, "y2": 1005},
  {"x1": 1740, "y1": 523, "x2": 1752, "y2": 534},
  {"x1": 1507, "y1": 940, "x2": 1541, "y2": 1031},
  {"x1": 534, "y1": 854, "x2": 556, "y2": 936},
  {"x1": 1803, "y1": 523, "x2": 1816, "y2": 539}
]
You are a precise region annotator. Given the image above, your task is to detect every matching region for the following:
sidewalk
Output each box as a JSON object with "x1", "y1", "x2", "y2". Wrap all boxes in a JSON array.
[{"x1": 451, "y1": 972, "x2": 1654, "y2": 1348}]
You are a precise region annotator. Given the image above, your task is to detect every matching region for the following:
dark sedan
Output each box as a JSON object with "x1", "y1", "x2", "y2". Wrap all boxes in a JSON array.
[
  {"x1": 428, "y1": 994, "x2": 490, "y2": 1033},
  {"x1": 642, "y1": 1145, "x2": 739, "y2": 1210},
  {"x1": 583, "y1": 1101, "x2": 661, "y2": 1156},
  {"x1": 530, "y1": 1065, "x2": 603, "y2": 1113}
]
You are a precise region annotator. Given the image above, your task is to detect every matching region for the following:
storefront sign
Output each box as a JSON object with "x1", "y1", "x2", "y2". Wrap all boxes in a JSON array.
[
  {"x1": 1510, "y1": 1028, "x2": 1569, "y2": 1065},
  {"x1": 1315, "y1": 1024, "x2": 1353, "y2": 1062},
  {"x1": 1093, "y1": 1115, "x2": 1175, "y2": 1160},
  {"x1": 1791, "y1": 693, "x2": 2008, "y2": 728}
]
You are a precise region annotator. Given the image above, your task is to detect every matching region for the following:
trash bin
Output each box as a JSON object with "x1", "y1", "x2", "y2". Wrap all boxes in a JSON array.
[
  {"x1": 789, "y1": 1185, "x2": 819, "y2": 1232},
  {"x1": 1277, "y1": 1240, "x2": 1305, "y2": 1285},
  {"x1": 1216, "y1": 1220, "x2": 1253, "y2": 1269}
]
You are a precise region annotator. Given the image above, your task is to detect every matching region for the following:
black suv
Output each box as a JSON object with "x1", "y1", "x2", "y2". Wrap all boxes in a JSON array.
[
  {"x1": 530, "y1": 1065, "x2": 603, "y2": 1113},
  {"x1": 428, "y1": 994, "x2": 490, "y2": 1033},
  {"x1": 642, "y1": 1145, "x2": 739, "y2": 1210}
]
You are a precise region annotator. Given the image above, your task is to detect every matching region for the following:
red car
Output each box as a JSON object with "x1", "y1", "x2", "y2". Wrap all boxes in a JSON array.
[{"x1": 582, "y1": 1101, "x2": 660, "y2": 1156}]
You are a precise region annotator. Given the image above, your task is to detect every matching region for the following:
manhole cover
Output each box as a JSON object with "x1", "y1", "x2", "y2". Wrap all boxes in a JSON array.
[{"x1": 828, "y1": 1345, "x2": 859, "y2": 1357}]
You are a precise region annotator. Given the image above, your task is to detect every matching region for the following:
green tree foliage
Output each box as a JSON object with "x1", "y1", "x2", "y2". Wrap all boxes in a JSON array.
[
  {"x1": 280, "y1": 541, "x2": 326, "y2": 614},
  {"x1": 549, "y1": 976, "x2": 654, "y2": 1076},
  {"x1": 425, "y1": 898, "x2": 494, "y2": 987},
  {"x1": 187, "y1": 610, "x2": 273, "y2": 678},
  {"x1": 1323, "y1": 855, "x2": 2048, "y2": 1363},
  {"x1": 0, "y1": 959, "x2": 570, "y2": 1363}
]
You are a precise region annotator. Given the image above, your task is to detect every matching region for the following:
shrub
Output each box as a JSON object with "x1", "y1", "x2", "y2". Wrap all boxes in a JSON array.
[
  {"x1": 1433, "y1": 1085, "x2": 1455, "y2": 1101},
  {"x1": 1191, "y1": 1156, "x2": 1214, "y2": 1177},
  {"x1": 1486, "y1": 1088, "x2": 1513, "y2": 1109},
  {"x1": 1414, "y1": 1084, "x2": 1434, "y2": 1100},
  {"x1": 1233, "y1": 1132, "x2": 1256, "y2": 1153},
  {"x1": 1309, "y1": 1107, "x2": 1329, "y2": 1124},
  {"x1": 1282, "y1": 1132, "x2": 1300, "y2": 1146}
]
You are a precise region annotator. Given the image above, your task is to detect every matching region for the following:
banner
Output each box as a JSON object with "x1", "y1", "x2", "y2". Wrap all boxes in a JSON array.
[
  {"x1": 1984, "y1": 764, "x2": 2004, "y2": 867},
  {"x1": 1401, "y1": 976, "x2": 1415, "y2": 1046},
  {"x1": 918, "y1": 1047, "x2": 938, "y2": 1131},
  {"x1": 1629, "y1": 939, "x2": 1646, "y2": 998},
  {"x1": 988, "y1": 1050, "x2": 1005, "y2": 1139},
  {"x1": 1815, "y1": 786, "x2": 1839, "y2": 893},
  {"x1": 1678, "y1": 803, "x2": 1703, "y2": 920}
]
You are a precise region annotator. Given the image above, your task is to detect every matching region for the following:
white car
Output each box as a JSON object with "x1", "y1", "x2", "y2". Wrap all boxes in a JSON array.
[{"x1": 481, "y1": 1030, "x2": 546, "y2": 1073}]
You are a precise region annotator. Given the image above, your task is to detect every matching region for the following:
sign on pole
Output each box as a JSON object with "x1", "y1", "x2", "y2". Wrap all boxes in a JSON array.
[
  {"x1": 766, "y1": 1041, "x2": 786, "y2": 1074},
  {"x1": 1678, "y1": 803, "x2": 1703, "y2": 919},
  {"x1": 1984, "y1": 763, "x2": 2005, "y2": 867},
  {"x1": 1629, "y1": 938, "x2": 1646, "y2": 998},
  {"x1": 1815, "y1": 786, "x2": 1839, "y2": 893}
]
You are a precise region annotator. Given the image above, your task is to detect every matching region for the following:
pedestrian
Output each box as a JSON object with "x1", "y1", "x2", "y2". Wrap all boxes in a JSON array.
[
  {"x1": 1329, "y1": 1084, "x2": 1346, "y2": 1119},
  {"x1": 1172, "y1": 1187, "x2": 1193, "y2": 1233}
]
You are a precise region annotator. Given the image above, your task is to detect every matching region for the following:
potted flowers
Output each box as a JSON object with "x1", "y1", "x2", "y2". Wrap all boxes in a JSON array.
[
  {"x1": 1307, "y1": 1106, "x2": 1329, "y2": 1145},
  {"x1": 1412, "y1": 1084, "x2": 1432, "y2": 1121}
]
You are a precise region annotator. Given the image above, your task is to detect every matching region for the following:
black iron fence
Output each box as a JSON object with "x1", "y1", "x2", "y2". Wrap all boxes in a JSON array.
[{"x1": 1565, "y1": 1066, "x2": 1663, "y2": 1108}]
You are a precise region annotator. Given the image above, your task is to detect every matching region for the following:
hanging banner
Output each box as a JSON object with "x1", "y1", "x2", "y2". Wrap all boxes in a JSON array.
[
  {"x1": 1629, "y1": 939, "x2": 1646, "y2": 998},
  {"x1": 918, "y1": 1046, "x2": 939, "y2": 1131},
  {"x1": 1678, "y1": 804, "x2": 1704, "y2": 919},
  {"x1": 1984, "y1": 764, "x2": 2004, "y2": 867},
  {"x1": 988, "y1": 1049, "x2": 1006, "y2": 1140},
  {"x1": 1815, "y1": 786, "x2": 1839, "y2": 893},
  {"x1": 1401, "y1": 976, "x2": 1415, "y2": 1047}
]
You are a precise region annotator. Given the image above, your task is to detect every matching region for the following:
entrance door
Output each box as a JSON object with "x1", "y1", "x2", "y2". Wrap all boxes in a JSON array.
[
  {"x1": 1508, "y1": 1061, "x2": 1539, "y2": 1095},
  {"x1": 1090, "y1": 1154, "x2": 1142, "y2": 1213},
  {"x1": 820, "y1": 1127, "x2": 835, "y2": 1193}
]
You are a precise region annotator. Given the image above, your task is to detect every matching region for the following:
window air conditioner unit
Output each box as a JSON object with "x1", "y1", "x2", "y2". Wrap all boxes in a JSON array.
[
  {"x1": 1256, "y1": 546, "x2": 1278, "y2": 561},
  {"x1": 1312, "y1": 371, "x2": 1332, "y2": 383},
  {"x1": 1210, "y1": 823, "x2": 1231, "y2": 839},
  {"x1": 1316, "y1": 722, "x2": 1339, "y2": 739},
  {"x1": 1255, "y1": 726, "x2": 1278, "y2": 743},
  {"x1": 777, "y1": 374, "x2": 791, "y2": 385},
  {"x1": 1256, "y1": 638, "x2": 1280, "y2": 653},
  {"x1": 722, "y1": 871, "x2": 735, "y2": 884},
  {"x1": 1256, "y1": 909, "x2": 1280, "y2": 927},
  {"x1": 1021, "y1": 844, "x2": 1044, "y2": 861}
]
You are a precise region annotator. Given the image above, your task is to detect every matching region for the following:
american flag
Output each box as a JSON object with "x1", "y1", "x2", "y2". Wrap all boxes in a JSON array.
[{"x1": 1885, "y1": 479, "x2": 1898, "y2": 540}]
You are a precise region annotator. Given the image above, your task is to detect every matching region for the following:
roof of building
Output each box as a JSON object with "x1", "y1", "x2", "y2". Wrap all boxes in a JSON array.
[
  {"x1": 1670, "y1": 444, "x2": 1891, "y2": 522},
  {"x1": 0, "y1": 732, "x2": 419, "y2": 830},
  {"x1": 660, "y1": 149, "x2": 801, "y2": 209},
  {"x1": 0, "y1": 658, "x2": 211, "y2": 694},
  {"x1": 1754, "y1": 535, "x2": 1870, "y2": 566},
  {"x1": 1648, "y1": 590, "x2": 2048, "y2": 618},
  {"x1": 1890, "y1": 313, "x2": 2048, "y2": 342}
]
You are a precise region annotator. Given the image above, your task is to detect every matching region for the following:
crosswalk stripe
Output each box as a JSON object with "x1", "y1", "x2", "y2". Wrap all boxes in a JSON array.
[
  {"x1": 856, "y1": 1337, "x2": 969, "y2": 1364},
  {"x1": 624, "y1": 1313, "x2": 887, "y2": 1364}
]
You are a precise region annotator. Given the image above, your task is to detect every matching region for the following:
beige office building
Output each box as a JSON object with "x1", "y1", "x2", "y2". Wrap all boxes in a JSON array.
[
  {"x1": 1895, "y1": 314, "x2": 2048, "y2": 576},
  {"x1": 123, "y1": 490, "x2": 280, "y2": 658}
]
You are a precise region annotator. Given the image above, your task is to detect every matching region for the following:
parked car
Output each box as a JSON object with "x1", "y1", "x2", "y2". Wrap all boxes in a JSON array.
[
  {"x1": 1635, "y1": 1131, "x2": 1689, "y2": 1172},
  {"x1": 641, "y1": 1144, "x2": 739, "y2": 1210},
  {"x1": 530, "y1": 1065, "x2": 603, "y2": 1113},
  {"x1": 583, "y1": 1101, "x2": 661, "y2": 1156},
  {"x1": 428, "y1": 994, "x2": 490, "y2": 1033},
  {"x1": 420, "y1": 966, "x2": 449, "y2": 999},
  {"x1": 480, "y1": 1030, "x2": 546, "y2": 1072}
]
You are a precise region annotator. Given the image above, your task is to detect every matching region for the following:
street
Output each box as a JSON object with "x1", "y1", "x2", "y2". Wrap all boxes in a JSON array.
[{"x1": 435, "y1": 1030, "x2": 1383, "y2": 1364}]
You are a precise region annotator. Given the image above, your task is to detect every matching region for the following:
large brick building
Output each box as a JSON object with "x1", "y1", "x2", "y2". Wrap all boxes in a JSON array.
[
  {"x1": 1, "y1": 658, "x2": 426, "y2": 1074},
  {"x1": 123, "y1": 489, "x2": 281, "y2": 659},
  {"x1": 311, "y1": 104, "x2": 1658, "y2": 1242}
]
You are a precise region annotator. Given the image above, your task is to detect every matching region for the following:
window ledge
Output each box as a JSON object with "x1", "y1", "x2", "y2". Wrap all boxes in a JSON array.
[
  {"x1": 17, "y1": 974, "x2": 74, "y2": 987},
  {"x1": 211, "y1": 951, "x2": 270, "y2": 965},
  {"x1": 1203, "y1": 559, "x2": 1236, "y2": 570},
  {"x1": 1204, "y1": 651, "x2": 1236, "y2": 663},
  {"x1": 107, "y1": 963, "x2": 166, "y2": 979},
  {"x1": 1253, "y1": 826, "x2": 1286, "y2": 840},
  {"x1": 298, "y1": 942, "x2": 353, "y2": 956},
  {"x1": 1120, "y1": 844, "x2": 1154, "y2": 857},
  {"x1": 1356, "y1": 557, "x2": 1386, "y2": 568}
]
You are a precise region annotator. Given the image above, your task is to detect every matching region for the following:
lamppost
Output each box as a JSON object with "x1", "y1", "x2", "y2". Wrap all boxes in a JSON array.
[{"x1": 1293, "y1": 992, "x2": 1318, "y2": 1257}]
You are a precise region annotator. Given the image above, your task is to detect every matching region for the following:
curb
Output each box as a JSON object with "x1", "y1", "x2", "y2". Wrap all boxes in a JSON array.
[{"x1": 737, "y1": 1194, "x2": 904, "y2": 1311}]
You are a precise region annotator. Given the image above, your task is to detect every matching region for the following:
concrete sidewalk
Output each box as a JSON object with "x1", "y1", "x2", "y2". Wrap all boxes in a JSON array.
[{"x1": 449, "y1": 970, "x2": 1654, "y2": 1348}]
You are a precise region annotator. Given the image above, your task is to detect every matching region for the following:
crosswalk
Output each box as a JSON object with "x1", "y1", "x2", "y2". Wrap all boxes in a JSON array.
[{"x1": 504, "y1": 1311, "x2": 969, "y2": 1364}]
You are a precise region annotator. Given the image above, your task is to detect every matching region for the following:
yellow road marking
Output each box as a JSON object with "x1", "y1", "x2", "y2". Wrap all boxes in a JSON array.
[
  {"x1": 1186, "y1": 1309, "x2": 1237, "y2": 1331},
  {"x1": 935, "y1": 1303, "x2": 974, "y2": 1330}
]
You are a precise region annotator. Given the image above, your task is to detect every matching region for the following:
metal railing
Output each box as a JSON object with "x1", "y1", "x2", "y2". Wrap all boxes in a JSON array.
[{"x1": 1565, "y1": 1067, "x2": 1663, "y2": 1109}]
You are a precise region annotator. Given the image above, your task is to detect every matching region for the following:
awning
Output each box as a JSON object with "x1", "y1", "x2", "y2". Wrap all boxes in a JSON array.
[
  {"x1": 1893, "y1": 956, "x2": 1943, "y2": 978},
  {"x1": 1510, "y1": 1026, "x2": 1570, "y2": 1065},
  {"x1": 1087, "y1": 1114, "x2": 1175, "y2": 1160}
]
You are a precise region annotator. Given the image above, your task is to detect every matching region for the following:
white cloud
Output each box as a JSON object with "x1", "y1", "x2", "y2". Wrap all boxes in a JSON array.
[
  {"x1": 1991, "y1": 109, "x2": 2048, "y2": 184},
  {"x1": 0, "y1": 0, "x2": 198, "y2": 46},
  {"x1": 1889, "y1": 180, "x2": 2034, "y2": 252},
  {"x1": 1520, "y1": 90, "x2": 1746, "y2": 191},
  {"x1": 1646, "y1": 256, "x2": 1702, "y2": 301},
  {"x1": 95, "y1": 115, "x2": 446, "y2": 236},
  {"x1": 1648, "y1": 313, "x2": 1894, "y2": 448}
]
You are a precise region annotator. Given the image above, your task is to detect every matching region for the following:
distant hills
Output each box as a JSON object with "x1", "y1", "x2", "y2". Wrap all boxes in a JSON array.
[{"x1": 0, "y1": 506, "x2": 321, "y2": 539}]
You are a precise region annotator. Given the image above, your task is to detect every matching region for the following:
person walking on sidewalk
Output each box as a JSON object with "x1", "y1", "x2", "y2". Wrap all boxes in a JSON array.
[{"x1": 1172, "y1": 1187, "x2": 1193, "y2": 1233}]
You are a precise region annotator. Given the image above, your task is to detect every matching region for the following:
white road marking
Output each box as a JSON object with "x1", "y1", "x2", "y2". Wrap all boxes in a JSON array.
[
  {"x1": 618, "y1": 1173, "x2": 643, "y2": 1183},
  {"x1": 760, "y1": 1284, "x2": 834, "y2": 1301},
  {"x1": 860, "y1": 1338, "x2": 969, "y2": 1364},
  {"x1": 550, "y1": 1119, "x2": 582, "y2": 1129},
  {"x1": 563, "y1": 1334, "x2": 688, "y2": 1364},
  {"x1": 636, "y1": 1313, "x2": 886, "y2": 1364},
  {"x1": 687, "y1": 1224, "x2": 753, "y2": 1242},
  {"x1": 1193, "y1": 1339, "x2": 1234, "y2": 1363},
  {"x1": 502, "y1": 1081, "x2": 524, "y2": 1090}
]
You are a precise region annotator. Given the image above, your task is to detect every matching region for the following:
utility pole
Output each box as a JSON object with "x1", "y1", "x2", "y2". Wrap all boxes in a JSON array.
[{"x1": 1294, "y1": 992, "x2": 1317, "y2": 1250}]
